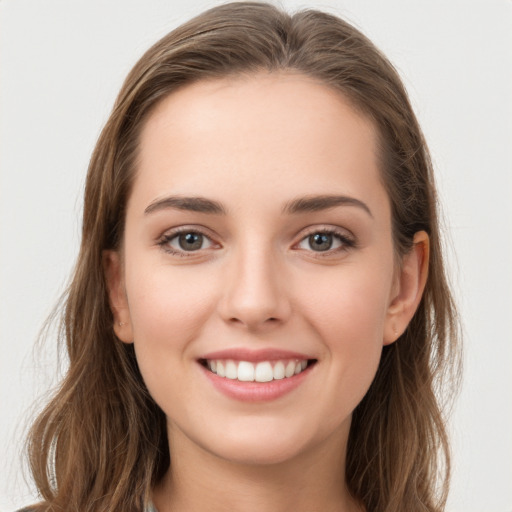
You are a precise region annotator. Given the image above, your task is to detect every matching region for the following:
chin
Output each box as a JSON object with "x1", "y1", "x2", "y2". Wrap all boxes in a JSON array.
[
  {"x1": 190, "y1": 416, "x2": 345, "y2": 467},
  {"x1": 209, "y1": 437, "x2": 309, "y2": 466}
]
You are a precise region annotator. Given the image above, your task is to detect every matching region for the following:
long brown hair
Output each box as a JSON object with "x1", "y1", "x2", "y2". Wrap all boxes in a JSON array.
[{"x1": 27, "y1": 3, "x2": 461, "y2": 511}]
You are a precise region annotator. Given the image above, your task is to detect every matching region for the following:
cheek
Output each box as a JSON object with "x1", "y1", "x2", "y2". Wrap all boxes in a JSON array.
[
  {"x1": 124, "y1": 262, "x2": 221, "y2": 414},
  {"x1": 126, "y1": 262, "x2": 216, "y2": 342},
  {"x1": 300, "y1": 261, "x2": 392, "y2": 343},
  {"x1": 124, "y1": 260, "x2": 218, "y2": 385},
  {"x1": 297, "y1": 262, "x2": 392, "y2": 405}
]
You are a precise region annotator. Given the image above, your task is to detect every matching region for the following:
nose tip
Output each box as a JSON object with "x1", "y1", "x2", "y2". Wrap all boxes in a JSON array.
[{"x1": 217, "y1": 251, "x2": 291, "y2": 331}]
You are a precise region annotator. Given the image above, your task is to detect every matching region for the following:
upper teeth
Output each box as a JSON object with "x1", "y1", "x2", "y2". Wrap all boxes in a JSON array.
[{"x1": 207, "y1": 359, "x2": 308, "y2": 382}]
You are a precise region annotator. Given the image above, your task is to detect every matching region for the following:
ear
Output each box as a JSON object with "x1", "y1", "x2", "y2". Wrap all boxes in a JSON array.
[
  {"x1": 103, "y1": 250, "x2": 134, "y2": 343},
  {"x1": 383, "y1": 231, "x2": 429, "y2": 345}
]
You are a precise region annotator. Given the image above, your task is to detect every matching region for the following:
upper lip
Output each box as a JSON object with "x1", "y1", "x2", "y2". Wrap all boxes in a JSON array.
[{"x1": 198, "y1": 348, "x2": 315, "y2": 362}]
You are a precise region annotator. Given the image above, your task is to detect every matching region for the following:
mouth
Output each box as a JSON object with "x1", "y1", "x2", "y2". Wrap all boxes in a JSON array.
[
  {"x1": 197, "y1": 348, "x2": 317, "y2": 401},
  {"x1": 199, "y1": 358, "x2": 317, "y2": 383}
]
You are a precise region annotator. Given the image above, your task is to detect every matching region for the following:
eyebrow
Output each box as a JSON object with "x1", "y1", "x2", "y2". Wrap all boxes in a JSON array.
[
  {"x1": 144, "y1": 194, "x2": 372, "y2": 218},
  {"x1": 144, "y1": 196, "x2": 227, "y2": 215},
  {"x1": 282, "y1": 195, "x2": 373, "y2": 217}
]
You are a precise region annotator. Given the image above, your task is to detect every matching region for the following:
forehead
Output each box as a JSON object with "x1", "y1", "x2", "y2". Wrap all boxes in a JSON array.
[{"x1": 131, "y1": 72, "x2": 386, "y2": 215}]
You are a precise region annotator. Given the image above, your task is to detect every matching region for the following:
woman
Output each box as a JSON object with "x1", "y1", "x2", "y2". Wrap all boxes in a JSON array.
[{"x1": 24, "y1": 2, "x2": 460, "y2": 511}]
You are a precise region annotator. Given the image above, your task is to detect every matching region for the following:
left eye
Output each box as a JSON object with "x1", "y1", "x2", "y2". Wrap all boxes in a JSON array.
[
  {"x1": 297, "y1": 232, "x2": 347, "y2": 252},
  {"x1": 166, "y1": 231, "x2": 213, "y2": 252}
]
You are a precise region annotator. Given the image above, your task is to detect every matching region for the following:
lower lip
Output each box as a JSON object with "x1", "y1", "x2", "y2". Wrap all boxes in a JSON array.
[{"x1": 199, "y1": 363, "x2": 314, "y2": 402}]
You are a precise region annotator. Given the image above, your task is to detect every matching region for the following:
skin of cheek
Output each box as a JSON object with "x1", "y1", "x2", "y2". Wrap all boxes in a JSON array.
[
  {"x1": 123, "y1": 243, "x2": 395, "y2": 465},
  {"x1": 291, "y1": 256, "x2": 394, "y2": 436}
]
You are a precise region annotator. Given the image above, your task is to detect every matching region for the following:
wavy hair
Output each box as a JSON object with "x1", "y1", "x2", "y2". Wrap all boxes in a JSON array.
[{"x1": 27, "y1": 3, "x2": 461, "y2": 511}]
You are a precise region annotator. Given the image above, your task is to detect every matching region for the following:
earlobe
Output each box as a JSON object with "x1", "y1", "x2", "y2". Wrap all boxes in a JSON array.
[
  {"x1": 102, "y1": 250, "x2": 134, "y2": 344},
  {"x1": 384, "y1": 231, "x2": 429, "y2": 345}
]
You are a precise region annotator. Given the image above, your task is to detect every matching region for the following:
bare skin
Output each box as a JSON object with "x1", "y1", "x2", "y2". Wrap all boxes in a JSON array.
[
  {"x1": 104, "y1": 72, "x2": 428, "y2": 512},
  {"x1": 153, "y1": 421, "x2": 357, "y2": 512}
]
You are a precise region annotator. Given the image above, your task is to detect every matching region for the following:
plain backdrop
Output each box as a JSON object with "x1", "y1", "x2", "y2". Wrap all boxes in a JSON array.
[{"x1": 1, "y1": 0, "x2": 511, "y2": 511}]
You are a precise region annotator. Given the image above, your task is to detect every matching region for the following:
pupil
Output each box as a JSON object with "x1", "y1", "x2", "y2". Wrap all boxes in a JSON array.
[
  {"x1": 179, "y1": 233, "x2": 203, "y2": 251},
  {"x1": 310, "y1": 233, "x2": 332, "y2": 251}
]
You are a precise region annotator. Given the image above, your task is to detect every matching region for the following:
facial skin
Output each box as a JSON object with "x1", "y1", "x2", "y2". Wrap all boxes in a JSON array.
[{"x1": 105, "y1": 73, "x2": 428, "y2": 511}]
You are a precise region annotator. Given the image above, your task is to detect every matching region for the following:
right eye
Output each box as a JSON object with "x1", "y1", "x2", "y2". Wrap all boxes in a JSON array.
[{"x1": 158, "y1": 229, "x2": 215, "y2": 255}]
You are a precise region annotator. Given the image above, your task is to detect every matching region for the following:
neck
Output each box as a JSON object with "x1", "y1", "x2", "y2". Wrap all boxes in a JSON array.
[{"x1": 152, "y1": 424, "x2": 363, "y2": 512}]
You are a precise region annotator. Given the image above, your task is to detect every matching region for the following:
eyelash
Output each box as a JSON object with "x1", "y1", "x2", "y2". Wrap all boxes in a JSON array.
[
  {"x1": 157, "y1": 227, "x2": 216, "y2": 257},
  {"x1": 296, "y1": 228, "x2": 356, "y2": 257},
  {"x1": 157, "y1": 226, "x2": 356, "y2": 258}
]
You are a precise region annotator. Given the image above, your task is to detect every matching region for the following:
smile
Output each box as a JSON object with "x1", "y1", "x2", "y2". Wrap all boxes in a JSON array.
[
  {"x1": 202, "y1": 359, "x2": 312, "y2": 382},
  {"x1": 198, "y1": 349, "x2": 317, "y2": 401}
]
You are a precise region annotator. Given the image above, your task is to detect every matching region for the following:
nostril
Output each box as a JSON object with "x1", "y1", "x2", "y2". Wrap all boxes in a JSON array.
[{"x1": 228, "y1": 316, "x2": 279, "y2": 325}]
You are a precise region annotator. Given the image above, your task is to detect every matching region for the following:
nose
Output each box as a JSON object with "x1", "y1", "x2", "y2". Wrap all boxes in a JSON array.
[{"x1": 217, "y1": 243, "x2": 292, "y2": 331}]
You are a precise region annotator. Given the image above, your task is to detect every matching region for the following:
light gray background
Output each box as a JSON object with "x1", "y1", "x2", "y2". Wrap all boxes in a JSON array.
[{"x1": 1, "y1": 1, "x2": 511, "y2": 510}]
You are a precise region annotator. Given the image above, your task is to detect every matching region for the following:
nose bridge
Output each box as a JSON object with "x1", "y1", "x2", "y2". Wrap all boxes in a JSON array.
[{"x1": 219, "y1": 233, "x2": 291, "y2": 329}]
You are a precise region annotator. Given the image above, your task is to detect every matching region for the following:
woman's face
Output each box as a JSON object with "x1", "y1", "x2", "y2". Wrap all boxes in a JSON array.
[{"x1": 106, "y1": 73, "x2": 423, "y2": 466}]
